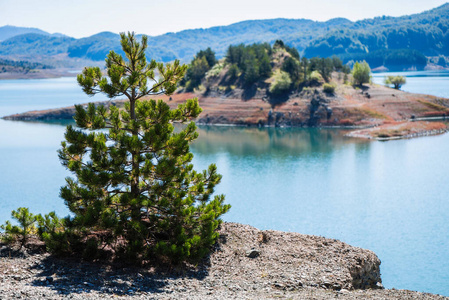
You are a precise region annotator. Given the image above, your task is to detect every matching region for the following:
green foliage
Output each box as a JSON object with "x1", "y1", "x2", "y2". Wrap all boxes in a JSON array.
[
  {"x1": 352, "y1": 61, "x2": 371, "y2": 86},
  {"x1": 269, "y1": 70, "x2": 292, "y2": 95},
  {"x1": 332, "y1": 56, "x2": 344, "y2": 72},
  {"x1": 0, "y1": 207, "x2": 37, "y2": 247},
  {"x1": 185, "y1": 56, "x2": 210, "y2": 91},
  {"x1": 196, "y1": 47, "x2": 217, "y2": 68},
  {"x1": 0, "y1": 58, "x2": 53, "y2": 73},
  {"x1": 309, "y1": 70, "x2": 323, "y2": 83},
  {"x1": 206, "y1": 61, "x2": 224, "y2": 78},
  {"x1": 273, "y1": 40, "x2": 285, "y2": 48},
  {"x1": 273, "y1": 39, "x2": 299, "y2": 59},
  {"x1": 342, "y1": 64, "x2": 351, "y2": 74},
  {"x1": 243, "y1": 59, "x2": 260, "y2": 86},
  {"x1": 182, "y1": 48, "x2": 217, "y2": 91},
  {"x1": 282, "y1": 56, "x2": 301, "y2": 84},
  {"x1": 384, "y1": 75, "x2": 406, "y2": 89},
  {"x1": 301, "y1": 57, "x2": 309, "y2": 81},
  {"x1": 309, "y1": 57, "x2": 334, "y2": 82},
  {"x1": 226, "y1": 64, "x2": 240, "y2": 82},
  {"x1": 225, "y1": 43, "x2": 272, "y2": 86},
  {"x1": 36, "y1": 212, "x2": 73, "y2": 255},
  {"x1": 304, "y1": 4, "x2": 449, "y2": 64},
  {"x1": 323, "y1": 83, "x2": 336, "y2": 94},
  {"x1": 60, "y1": 32, "x2": 230, "y2": 263}
]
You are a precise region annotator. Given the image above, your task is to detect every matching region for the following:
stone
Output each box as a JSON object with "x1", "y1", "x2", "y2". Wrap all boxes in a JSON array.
[{"x1": 246, "y1": 249, "x2": 260, "y2": 258}]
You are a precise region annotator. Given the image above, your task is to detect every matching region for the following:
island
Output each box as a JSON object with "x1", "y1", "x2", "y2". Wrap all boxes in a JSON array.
[{"x1": 4, "y1": 65, "x2": 449, "y2": 141}]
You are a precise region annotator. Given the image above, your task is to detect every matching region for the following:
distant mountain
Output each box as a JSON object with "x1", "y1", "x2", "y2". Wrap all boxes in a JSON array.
[
  {"x1": 303, "y1": 3, "x2": 449, "y2": 58},
  {"x1": 0, "y1": 18, "x2": 352, "y2": 63},
  {"x1": 0, "y1": 25, "x2": 50, "y2": 41},
  {"x1": 68, "y1": 32, "x2": 121, "y2": 61},
  {"x1": 1, "y1": 3, "x2": 448, "y2": 70},
  {"x1": 142, "y1": 18, "x2": 352, "y2": 63},
  {"x1": 0, "y1": 33, "x2": 74, "y2": 56}
]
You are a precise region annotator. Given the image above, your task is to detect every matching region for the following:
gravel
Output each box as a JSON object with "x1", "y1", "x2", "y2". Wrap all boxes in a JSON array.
[{"x1": 0, "y1": 222, "x2": 447, "y2": 299}]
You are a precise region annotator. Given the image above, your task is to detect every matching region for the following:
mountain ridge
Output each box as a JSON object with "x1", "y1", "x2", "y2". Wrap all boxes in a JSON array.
[
  {"x1": 0, "y1": 25, "x2": 50, "y2": 41},
  {"x1": 0, "y1": 3, "x2": 448, "y2": 68}
]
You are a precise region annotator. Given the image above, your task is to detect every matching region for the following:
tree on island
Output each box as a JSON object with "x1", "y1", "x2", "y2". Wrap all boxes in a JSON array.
[
  {"x1": 183, "y1": 48, "x2": 217, "y2": 91},
  {"x1": 51, "y1": 32, "x2": 230, "y2": 262},
  {"x1": 384, "y1": 75, "x2": 406, "y2": 90},
  {"x1": 352, "y1": 61, "x2": 371, "y2": 86}
]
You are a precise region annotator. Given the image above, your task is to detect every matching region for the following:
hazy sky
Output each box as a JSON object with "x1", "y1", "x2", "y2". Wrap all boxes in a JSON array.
[{"x1": 1, "y1": 0, "x2": 448, "y2": 38}]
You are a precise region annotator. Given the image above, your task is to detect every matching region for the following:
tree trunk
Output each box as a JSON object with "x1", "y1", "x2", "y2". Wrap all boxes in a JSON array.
[{"x1": 129, "y1": 98, "x2": 140, "y2": 221}]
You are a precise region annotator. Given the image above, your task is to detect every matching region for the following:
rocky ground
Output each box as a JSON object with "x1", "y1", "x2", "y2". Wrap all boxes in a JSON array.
[
  {"x1": 1, "y1": 222, "x2": 447, "y2": 299},
  {"x1": 347, "y1": 120, "x2": 448, "y2": 140}
]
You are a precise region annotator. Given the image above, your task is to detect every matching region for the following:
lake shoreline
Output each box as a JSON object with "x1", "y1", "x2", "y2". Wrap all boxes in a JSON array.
[
  {"x1": 0, "y1": 69, "x2": 78, "y2": 80},
  {"x1": 3, "y1": 81, "x2": 449, "y2": 141},
  {"x1": 1, "y1": 222, "x2": 447, "y2": 299}
]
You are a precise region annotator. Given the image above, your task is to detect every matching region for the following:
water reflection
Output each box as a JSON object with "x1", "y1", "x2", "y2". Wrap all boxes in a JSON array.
[
  {"x1": 1, "y1": 119, "x2": 449, "y2": 296},
  {"x1": 193, "y1": 125, "x2": 370, "y2": 157}
]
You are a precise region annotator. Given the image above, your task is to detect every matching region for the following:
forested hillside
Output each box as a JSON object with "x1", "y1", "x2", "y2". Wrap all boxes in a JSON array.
[
  {"x1": 178, "y1": 41, "x2": 352, "y2": 108},
  {"x1": 0, "y1": 3, "x2": 448, "y2": 70},
  {"x1": 0, "y1": 58, "x2": 53, "y2": 73},
  {"x1": 0, "y1": 33, "x2": 75, "y2": 56},
  {"x1": 303, "y1": 3, "x2": 449, "y2": 69}
]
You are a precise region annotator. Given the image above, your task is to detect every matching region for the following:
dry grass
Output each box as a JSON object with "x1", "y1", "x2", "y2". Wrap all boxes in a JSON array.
[
  {"x1": 417, "y1": 100, "x2": 449, "y2": 112},
  {"x1": 356, "y1": 107, "x2": 389, "y2": 120}
]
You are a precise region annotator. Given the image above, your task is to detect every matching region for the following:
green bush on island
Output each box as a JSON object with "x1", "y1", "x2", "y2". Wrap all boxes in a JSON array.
[
  {"x1": 269, "y1": 70, "x2": 292, "y2": 95},
  {"x1": 309, "y1": 70, "x2": 323, "y2": 83},
  {"x1": 384, "y1": 75, "x2": 406, "y2": 90},
  {"x1": 281, "y1": 56, "x2": 301, "y2": 85},
  {"x1": 206, "y1": 61, "x2": 225, "y2": 79},
  {"x1": 226, "y1": 64, "x2": 240, "y2": 82},
  {"x1": 181, "y1": 47, "x2": 217, "y2": 91},
  {"x1": 323, "y1": 83, "x2": 337, "y2": 94},
  {"x1": 352, "y1": 61, "x2": 371, "y2": 86}
]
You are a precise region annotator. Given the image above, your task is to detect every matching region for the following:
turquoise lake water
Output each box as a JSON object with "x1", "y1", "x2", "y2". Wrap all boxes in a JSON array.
[
  {"x1": 0, "y1": 74, "x2": 448, "y2": 296},
  {"x1": 372, "y1": 70, "x2": 449, "y2": 98}
]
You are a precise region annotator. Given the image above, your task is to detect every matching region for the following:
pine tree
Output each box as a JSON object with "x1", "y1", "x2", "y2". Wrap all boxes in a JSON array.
[
  {"x1": 58, "y1": 32, "x2": 230, "y2": 262},
  {"x1": 1, "y1": 207, "x2": 37, "y2": 248}
]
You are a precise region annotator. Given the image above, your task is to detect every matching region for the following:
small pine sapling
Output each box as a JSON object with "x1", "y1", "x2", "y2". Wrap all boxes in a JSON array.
[{"x1": 0, "y1": 207, "x2": 37, "y2": 248}]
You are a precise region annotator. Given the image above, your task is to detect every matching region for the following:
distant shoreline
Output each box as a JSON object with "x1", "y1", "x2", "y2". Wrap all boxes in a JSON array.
[
  {"x1": 3, "y1": 87, "x2": 449, "y2": 141},
  {"x1": 0, "y1": 68, "x2": 78, "y2": 80},
  {"x1": 2, "y1": 64, "x2": 448, "y2": 80}
]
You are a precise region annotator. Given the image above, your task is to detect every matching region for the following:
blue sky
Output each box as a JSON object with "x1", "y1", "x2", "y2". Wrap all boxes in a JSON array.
[{"x1": 0, "y1": 0, "x2": 448, "y2": 38}]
